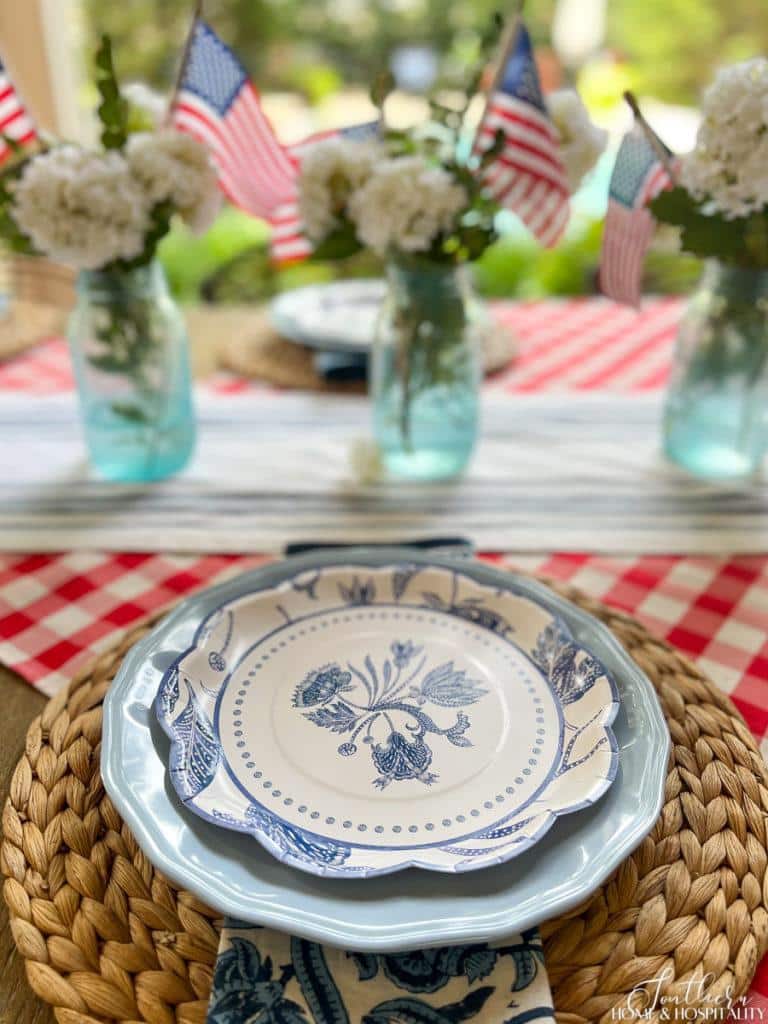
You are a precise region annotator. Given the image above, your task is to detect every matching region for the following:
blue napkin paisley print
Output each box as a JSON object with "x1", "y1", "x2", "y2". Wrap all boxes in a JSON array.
[{"x1": 207, "y1": 922, "x2": 555, "y2": 1024}]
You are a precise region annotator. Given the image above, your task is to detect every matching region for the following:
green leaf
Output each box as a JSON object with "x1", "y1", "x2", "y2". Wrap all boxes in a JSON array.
[
  {"x1": 88, "y1": 353, "x2": 130, "y2": 373},
  {"x1": 310, "y1": 235, "x2": 361, "y2": 261},
  {"x1": 480, "y1": 11, "x2": 505, "y2": 54},
  {"x1": 370, "y1": 70, "x2": 395, "y2": 111},
  {"x1": 110, "y1": 402, "x2": 150, "y2": 423},
  {"x1": 478, "y1": 129, "x2": 506, "y2": 169},
  {"x1": 648, "y1": 186, "x2": 703, "y2": 226},
  {"x1": 99, "y1": 96, "x2": 123, "y2": 121},
  {"x1": 109, "y1": 200, "x2": 174, "y2": 272},
  {"x1": 94, "y1": 40, "x2": 114, "y2": 71},
  {"x1": 649, "y1": 186, "x2": 768, "y2": 268},
  {"x1": 427, "y1": 100, "x2": 461, "y2": 130},
  {"x1": 456, "y1": 224, "x2": 498, "y2": 262},
  {"x1": 0, "y1": 133, "x2": 24, "y2": 159},
  {"x1": 94, "y1": 35, "x2": 128, "y2": 151},
  {"x1": 310, "y1": 219, "x2": 362, "y2": 261},
  {"x1": 383, "y1": 129, "x2": 417, "y2": 157},
  {"x1": 744, "y1": 216, "x2": 768, "y2": 268},
  {"x1": 0, "y1": 139, "x2": 47, "y2": 254}
]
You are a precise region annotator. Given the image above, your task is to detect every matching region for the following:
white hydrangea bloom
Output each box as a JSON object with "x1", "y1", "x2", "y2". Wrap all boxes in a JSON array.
[
  {"x1": 348, "y1": 156, "x2": 467, "y2": 255},
  {"x1": 681, "y1": 58, "x2": 768, "y2": 220},
  {"x1": 298, "y1": 137, "x2": 380, "y2": 243},
  {"x1": 127, "y1": 130, "x2": 221, "y2": 234},
  {"x1": 548, "y1": 89, "x2": 608, "y2": 193},
  {"x1": 13, "y1": 145, "x2": 151, "y2": 270}
]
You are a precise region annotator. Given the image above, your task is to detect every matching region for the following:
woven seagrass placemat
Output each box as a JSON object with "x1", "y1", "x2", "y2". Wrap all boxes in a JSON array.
[
  {"x1": 0, "y1": 300, "x2": 66, "y2": 362},
  {"x1": 2, "y1": 580, "x2": 768, "y2": 1024},
  {"x1": 217, "y1": 306, "x2": 367, "y2": 393},
  {"x1": 0, "y1": 256, "x2": 75, "y2": 362}
]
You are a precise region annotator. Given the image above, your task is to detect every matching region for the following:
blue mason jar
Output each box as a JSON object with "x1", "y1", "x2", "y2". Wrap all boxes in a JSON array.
[
  {"x1": 68, "y1": 261, "x2": 196, "y2": 482},
  {"x1": 371, "y1": 259, "x2": 482, "y2": 481},
  {"x1": 664, "y1": 261, "x2": 768, "y2": 479}
]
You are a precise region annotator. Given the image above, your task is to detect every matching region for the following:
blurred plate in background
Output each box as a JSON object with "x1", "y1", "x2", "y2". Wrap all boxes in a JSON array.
[{"x1": 270, "y1": 279, "x2": 385, "y2": 353}]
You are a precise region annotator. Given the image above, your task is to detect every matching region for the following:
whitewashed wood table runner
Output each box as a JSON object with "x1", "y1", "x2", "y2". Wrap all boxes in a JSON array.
[{"x1": 1, "y1": 391, "x2": 766, "y2": 553}]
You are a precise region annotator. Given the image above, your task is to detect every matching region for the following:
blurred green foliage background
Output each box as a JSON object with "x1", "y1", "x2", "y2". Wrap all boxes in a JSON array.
[
  {"x1": 83, "y1": 0, "x2": 766, "y2": 302},
  {"x1": 158, "y1": 218, "x2": 703, "y2": 305},
  {"x1": 84, "y1": 0, "x2": 768, "y2": 104}
]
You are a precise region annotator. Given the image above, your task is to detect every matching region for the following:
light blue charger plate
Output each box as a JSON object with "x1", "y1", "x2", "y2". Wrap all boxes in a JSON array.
[{"x1": 102, "y1": 549, "x2": 669, "y2": 952}]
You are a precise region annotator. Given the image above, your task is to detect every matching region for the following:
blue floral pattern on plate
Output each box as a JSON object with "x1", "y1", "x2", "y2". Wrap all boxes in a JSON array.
[
  {"x1": 294, "y1": 643, "x2": 487, "y2": 789},
  {"x1": 104, "y1": 548, "x2": 670, "y2": 945},
  {"x1": 154, "y1": 563, "x2": 620, "y2": 878}
]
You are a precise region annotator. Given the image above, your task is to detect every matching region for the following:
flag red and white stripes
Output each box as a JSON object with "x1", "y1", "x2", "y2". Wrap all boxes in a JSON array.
[
  {"x1": 476, "y1": 24, "x2": 569, "y2": 248},
  {"x1": 268, "y1": 198, "x2": 312, "y2": 264},
  {"x1": 599, "y1": 124, "x2": 675, "y2": 307},
  {"x1": 268, "y1": 121, "x2": 379, "y2": 265},
  {"x1": 171, "y1": 21, "x2": 295, "y2": 220},
  {"x1": 0, "y1": 58, "x2": 37, "y2": 165}
]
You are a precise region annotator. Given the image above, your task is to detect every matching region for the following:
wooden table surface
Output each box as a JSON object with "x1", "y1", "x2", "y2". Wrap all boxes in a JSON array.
[{"x1": 0, "y1": 666, "x2": 56, "y2": 1024}]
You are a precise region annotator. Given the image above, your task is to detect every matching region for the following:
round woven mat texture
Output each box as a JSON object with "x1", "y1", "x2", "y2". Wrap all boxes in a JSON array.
[
  {"x1": 218, "y1": 307, "x2": 517, "y2": 392},
  {"x1": 2, "y1": 580, "x2": 768, "y2": 1024}
]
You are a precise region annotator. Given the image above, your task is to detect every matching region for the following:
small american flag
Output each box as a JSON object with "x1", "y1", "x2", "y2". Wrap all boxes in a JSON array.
[
  {"x1": 268, "y1": 197, "x2": 313, "y2": 265},
  {"x1": 476, "y1": 23, "x2": 569, "y2": 248},
  {"x1": 0, "y1": 57, "x2": 37, "y2": 164},
  {"x1": 171, "y1": 20, "x2": 295, "y2": 219},
  {"x1": 600, "y1": 124, "x2": 674, "y2": 307},
  {"x1": 285, "y1": 120, "x2": 379, "y2": 165},
  {"x1": 269, "y1": 120, "x2": 380, "y2": 265}
]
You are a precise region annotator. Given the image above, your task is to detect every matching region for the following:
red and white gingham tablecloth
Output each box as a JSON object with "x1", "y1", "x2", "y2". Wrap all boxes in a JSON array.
[{"x1": 2, "y1": 295, "x2": 768, "y2": 1003}]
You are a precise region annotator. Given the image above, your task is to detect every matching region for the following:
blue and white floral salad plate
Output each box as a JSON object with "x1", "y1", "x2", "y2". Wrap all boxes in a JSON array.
[
  {"x1": 102, "y1": 549, "x2": 669, "y2": 949},
  {"x1": 153, "y1": 560, "x2": 620, "y2": 878}
]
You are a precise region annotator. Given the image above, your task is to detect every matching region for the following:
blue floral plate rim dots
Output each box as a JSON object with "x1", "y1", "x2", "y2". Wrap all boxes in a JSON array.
[
  {"x1": 101, "y1": 548, "x2": 669, "y2": 949},
  {"x1": 152, "y1": 559, "x2": 621, "y2": 878}
]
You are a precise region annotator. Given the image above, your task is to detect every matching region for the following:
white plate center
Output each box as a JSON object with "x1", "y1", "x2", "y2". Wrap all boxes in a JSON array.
[{"x1": 218, "y1": 606, "x2": 561, "y2": 847}]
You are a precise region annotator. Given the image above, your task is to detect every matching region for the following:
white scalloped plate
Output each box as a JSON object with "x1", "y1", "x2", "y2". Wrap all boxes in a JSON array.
[
  {"x1": 154, "y1": 561, "x2": 619, "y2": 877},
  {"x1": 103, "y1": 549, "x2": 670, "y2": 949}
]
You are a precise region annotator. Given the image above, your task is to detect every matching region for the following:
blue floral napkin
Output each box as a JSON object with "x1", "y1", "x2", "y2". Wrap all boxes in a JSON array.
[{"x1": 206, "y1": 921, "x2": 555, "y2": 1023}]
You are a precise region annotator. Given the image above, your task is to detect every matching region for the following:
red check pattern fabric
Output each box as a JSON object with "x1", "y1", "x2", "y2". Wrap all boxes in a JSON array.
[
  {"x1": 0, "y1": 335, "x2": 73, "y2": 393},
  {"x1": 0, "y1": 552, "x2": 262, "y2": 694},
  {"x1": 0, "y1": 296, "x2": 683, "y2": 395},
  {"x1": 489, "y1": 295, "x2": 682, "y2": 392}
]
